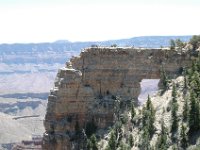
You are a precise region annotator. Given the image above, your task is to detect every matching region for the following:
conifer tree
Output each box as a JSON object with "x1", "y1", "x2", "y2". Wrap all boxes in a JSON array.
[
  {"x1": 189, "y1": 91, "x2": 200, "y2": 134},
  {"x1": 172, "y1": 83, "x2": 177, "y2": 103},
  {"x1": 87, "y1": 134, "x2": 98, "y2": 150},
  {"x1": 187, "y1": 61, "x2": 198, "y2": 86},
  {"x1": 131, "y1": 102, "x2": 136, "y2": 120},
  {"x1": 91, "y1": 135, "x2": 98, "y2": 150},
  {"x1": 180, "y1": 123, "x2": 188, "y2": 149},
  {"x1": 114, "y1": 96, "x2": 122, "y2": 121},
  {"x1": 172, "y1": 144, "x2": 178, "y2": 150},
  {"x1": 106, "y1": 131, "x2": 117, "y2": 150},
  {"x1": 191, "y1": 61, "x2": 198, "y2": 74},
  {"x1": 171, "y1": 84, "x2": 178, "y2": 133},
  {"x1": 161, "y1": 66, "x2": 170, "y2": 91},
  {"x1": 113, "y1": 121, "x2": 122, "y2": 145},
  {"x1": 190, "y1": 71, "x2": 200, "y2": 97},
  {"x1": 87, "y1": 138, "x2": 92, "y2": 150},
  {"x1": 196, "y1": 55, "x2": 200, "y2": 71},
  {"x1": 142, "y1": 95, "x2": 155, "y2": 137},
  {"x1": 140, "y1": 128, "x2": 151, "y2": 150},
  {"x1": 183, "y1": 67, "x2": 187, "y2": 89},
  {"x1": 119, "y1": 142, "x2": 131, "y2": 150},
  {"x1": 129, "y1": 134, "x2": 134, "y2": 147},
  {"x1": 183, "y1": 97, "x2": 189, "y2": 121},
  {"x1": 156, "y1": 119, "x2": 168, "y2": 150},
  {"x1": 189, "y1": 35, "x2": 200, "y2": 50},
  {"x1": 170, "y1": 39, "x2": 176, "y2": 50},
  {"x1": 175, "y1": 39, "x2": 184, "y2": 49}
]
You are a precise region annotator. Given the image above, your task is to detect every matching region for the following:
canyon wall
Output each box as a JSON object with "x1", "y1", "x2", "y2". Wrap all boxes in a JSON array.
[{"x1": 43, "y1": 47, "x2": 195, "y2": 149}]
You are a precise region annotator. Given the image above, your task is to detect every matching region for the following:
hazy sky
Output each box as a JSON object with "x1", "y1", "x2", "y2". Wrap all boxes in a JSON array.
[{"x1": 0, "y1": 0, "x2": 200, "y2": 43}]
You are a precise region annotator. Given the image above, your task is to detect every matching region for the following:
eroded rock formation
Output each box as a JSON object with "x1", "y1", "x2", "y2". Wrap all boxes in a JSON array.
[{"x1": 43, "y1": 47, "x2": 196, "y2": 149}]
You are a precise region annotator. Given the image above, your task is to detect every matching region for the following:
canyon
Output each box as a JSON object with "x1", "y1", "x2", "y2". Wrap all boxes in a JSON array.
[{"x1": 43, "y1": 47, "x2": 196, "y2": 149}]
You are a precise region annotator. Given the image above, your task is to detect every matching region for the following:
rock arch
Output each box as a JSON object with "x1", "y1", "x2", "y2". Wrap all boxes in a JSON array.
[{"x1": 43, "y1": 47, "x2": 196, "y2": 149}]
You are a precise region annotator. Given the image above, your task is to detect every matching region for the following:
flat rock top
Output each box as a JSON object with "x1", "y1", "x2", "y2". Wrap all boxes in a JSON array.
[{"x1": 84, "y1": 47, "x2": 170, "y2": 51}]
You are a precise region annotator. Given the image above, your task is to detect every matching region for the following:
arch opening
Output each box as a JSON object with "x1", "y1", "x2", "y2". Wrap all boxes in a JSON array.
[{"x1": 138, "y1": 79, "x2": 160, "y2": 105}]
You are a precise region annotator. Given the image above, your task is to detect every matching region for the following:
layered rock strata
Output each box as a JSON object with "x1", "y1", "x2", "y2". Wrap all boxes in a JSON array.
[{"x1": 43, "y1": 47, "x2": 196, "y2": 149}]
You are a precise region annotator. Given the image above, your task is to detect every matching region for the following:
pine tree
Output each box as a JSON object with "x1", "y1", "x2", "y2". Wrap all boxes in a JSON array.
[
  {"x1": 175, "y1": 39, "x2": 185, "y2": 49},
  {"x1": 147, "y1": 95, "x2": 155, "y2": 136},
  {"x1": 114, "y1": 96, "x2": 122, "y2": 121},
  {"x1": 156, "y1": 119, "x2": 168, "y2": 150},
  {"x1": 191, "y1": 61, "x2": 198, "y2": 74},
  {"x1": 190, "y1": 71, "x2": 200, "y2": 97},
  {"x1": 187, "y1": 58, "x2": 200, "y2": 135},
  {"x1": 183, "y1": 97, "x2": 189, "y2": 121},
  {"x1": 90, "y1": 134, "x2": 98, "y2": 150},
  {"x1": 187, "y1": 61, "x2": 198, "y2": 85},
  {"x1": 180, "y1": 123, "x2": 188, "y2": 149},
  {"x1": 189, "y1": 90, "x2": 200, "y2": 134},
  {"x1": 189, "y1": 35, "x2": 200, "y2": 50},
  {"x1": 170, "y1": 39, "x2": 176, "y2": 50},
  {"x1": 196, "y1": 55, "x2": 200, "y2": 71},
  {"x1": 171, "y1": 84, "x2": 178, "y2": 133},
  {"x1": 140, "y1": 128, "x2": 151, "y2": 150},
  {"x1": 172, "y1": 144, "x2": 178, "y2": 150},
  {"x1": 131, "y1": 102, "x2": 136, "y2": 120},
  {"x1": 106, "y1": 131, "x2": 117, "y2": 150},
  {"x1": 142, "y1": 95, "x2": 155, "y2": 137},
  {"x1": 172, "y1": 84, "x2": 177, "y2": 99},
  {"x1": 129, "y1": 134, "x2": 134, "y2": 147},
  {"x1": 146, "y1": 95, "x2": 154, "y2": 111},
  {"x1": 183, "y1": 67, "x2": 187, "y2": 89},
  {"x1": 161, "y1": 66, "x2": 170, "y2": 91},
  {"x1": 87, "y1": 138, "x2": 92, "y2": 150},
  {"x1": 113, "y1": 121, "x2": 122, "y2": 145},
  {"x1": 119, "y1": 142, "x2": 131, "y2": 150},
  {"x1": 87, "y1": 134, "x2": 98, "y2": 150}
]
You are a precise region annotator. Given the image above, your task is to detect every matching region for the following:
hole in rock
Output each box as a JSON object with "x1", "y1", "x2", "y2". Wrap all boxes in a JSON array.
[{"x1": 138, "y1": 79, "x2": 160, "y2": 105}]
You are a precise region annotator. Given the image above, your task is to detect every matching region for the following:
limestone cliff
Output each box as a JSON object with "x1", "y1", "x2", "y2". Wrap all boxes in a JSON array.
[{"x1": 43, "y1": 47, "x2": 196, "y2": 149}]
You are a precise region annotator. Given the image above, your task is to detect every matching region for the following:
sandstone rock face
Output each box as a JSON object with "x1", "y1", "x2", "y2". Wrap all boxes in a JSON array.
[{"x1": 43, "y1": 47, "x2": 195, "y2": 149}]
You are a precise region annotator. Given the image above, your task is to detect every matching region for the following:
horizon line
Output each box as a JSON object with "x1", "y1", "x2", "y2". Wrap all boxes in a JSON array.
[{"x1": 0, "y1": 35, "x2": 194, "y2": 45}]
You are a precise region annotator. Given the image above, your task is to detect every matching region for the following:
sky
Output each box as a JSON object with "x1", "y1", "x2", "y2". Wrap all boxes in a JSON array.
[{"x1": 0, "y1": 0, "x2": 200, "y2": 43}]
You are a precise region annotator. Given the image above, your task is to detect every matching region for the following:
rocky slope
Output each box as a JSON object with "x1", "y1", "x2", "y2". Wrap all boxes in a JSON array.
[
  {"x1": 0, "y1": 97, "x2": 46, "y2": 149},
  {"x1": 43, "y1": 47, "x2": 196, "y2": 149},
  {"x1": 98, "y1": 75, "x2": 200, "y2": 150}
]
